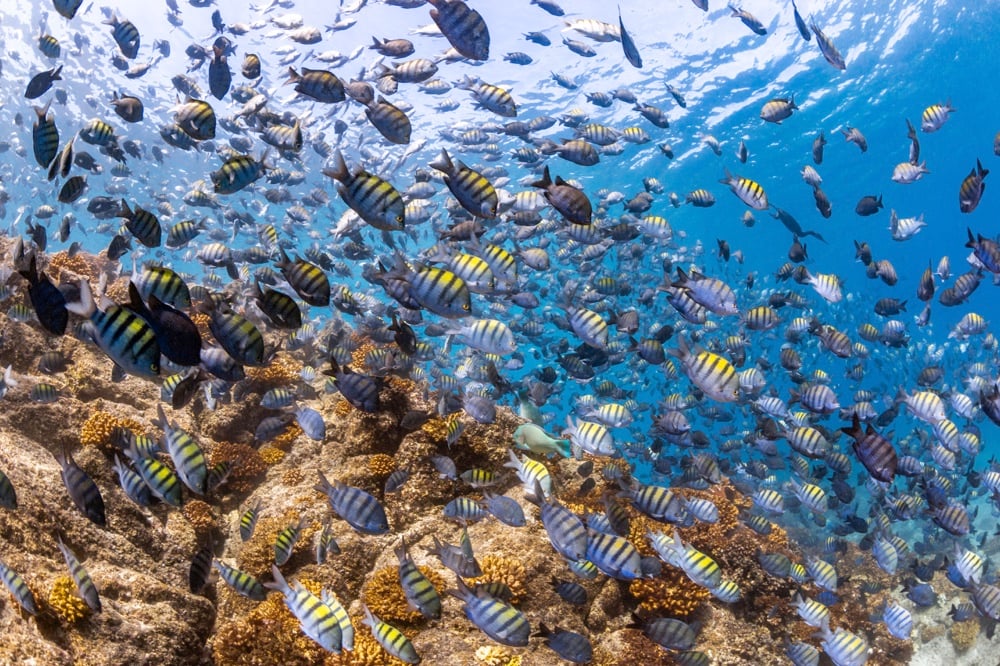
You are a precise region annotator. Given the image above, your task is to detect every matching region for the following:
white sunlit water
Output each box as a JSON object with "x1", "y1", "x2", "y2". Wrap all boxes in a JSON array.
[{"x1": 2, "y1": 0, "x2": 1000, "y2": 576}]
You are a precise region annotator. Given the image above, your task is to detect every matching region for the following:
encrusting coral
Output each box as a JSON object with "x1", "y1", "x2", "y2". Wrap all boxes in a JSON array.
[
  {"x1": 182, "y1": 499, "x2": 217, "y2": 535},
  {"x1": 210, "y1": 442, "x2": 267, "y2": 494},
  {"x1": 950, "y1": 620, "x2": 979, "y2": 652},
  {"x1": 367, "y1": 454, "x2": 396, "y2": 479}
]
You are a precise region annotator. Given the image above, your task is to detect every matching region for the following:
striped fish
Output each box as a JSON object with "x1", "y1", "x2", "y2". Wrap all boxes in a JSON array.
[
  {"x1": 118, "y1": 200, "x2": 162, "y2": 248},
  {"x1": 541, "y1": 498, "x2": 588, "y2": 561},
  {"x1": 365, "y1": 96, "x2": 411, "y2": 144},
  {"x1": 585, "y1": 530, "x2": 643, "y2": 580},
  {"x1": 79, "y1": 118, "x2": 115, "y2": 146},
  {"x1": 427, "y1": 0, "x2": 490, "y2": 61},
  {"x1": 207, "y1": 304, "x2": 265, "y2": 367},
  {"x1": 315, "y1": 472, "x2": 389, "y2": 535},
  {"x1": 153, "y1": 405, "x2": 207, "y2": 494},
  {"x1": 0, "y1": 467, "x2": 16, "y2": 509},
  {"x1": 650, "y1": 529, "x2": 722, "y2": 589},
  {"x1": 819, "y1": 619, "x2": 868, "y2": 666},
  {"x1": 32, "y1": 101, "x2": 59, "y2": 168},
  {"x1": 265, "y1": 565, "x2": 343, "y2": 653},
  {"x1": 449, "y1": 578, "x2": 529, "y2": 647},
  {"x1": 57, "y1": 536, "x2": 102, "y2": 612},
  {"x1": 103, "y1": 13, "x2": 140, "y2": 58},
  {"x1": 430, "y1": 148, "x2": 498, "y2": 219},
  {"x1": 720, "y1": 167, "x2": 768, "y2": 209},
  {"x1": 133, "y1": 264, "x2": 191, "y2": 309},
  {"x1": 668, "y1": 335, "x2": 740, "y2": 403},
  {"x1": 396, "y1": 538, "x2": 441, "y2": 619},
  {"x1": 239, "y1": 500, "x2": 262, "y2": 542},
  {"x1": 125, "y1": 440, "x2": 183, "y2": 507},
  {"x1": 455, "y1": 76, "x2": 515, "y2": 117},
  {"x1": 173, "y1": 98, "x2": 216, "y2": 140},
  {"x1": 274, "y1": 517, "x2": 306, "y2": 566},
  {"x1": 57, "y1": 175, "x2": 87, "y2": 203},
  {"x1": 111, "y1": 455, "x2": 154, "y2": 506},
  {"x1": 254, "y1": 281, "x2": 302, "y2": 330},
  {"x1": 362, "y1": 604, "x2": 420, "y2": 663},
  {"x1": 286, "y1": 67, "x2": 345, "y2": 103},
  {"x1": 408, "y1": 265, "x2": 471, "y2": 318},
  {"x1": 214, "y1": 560, "x2": 266, "y2": 601},
  {"x1": 447, "y1": 318, "x2": 515, "y2": 354},
  {"x1": 567, "y1": 306, "x2": 609, "y2": 349},
  {"x1": 505, "y1": 449, "x2": 552, "y2": 501},
  {"x1": 921, "y1": 101, "x2": 954, "y2": 132},
  {"x1": 211, "y1": 152, "x2": 269, "y2": 194},
  {"x1": 0, "y1": 559, "x2": 38, "y2": 615},
  {"x1": 323, "y1": 151, "x2": 404, "y2": 231},
  {"x1": 321, "y1": 589, "x2": 354, "y2": 650},
  {"x1": 276, "y1": 248, "x2": 329, "y2": 307}
]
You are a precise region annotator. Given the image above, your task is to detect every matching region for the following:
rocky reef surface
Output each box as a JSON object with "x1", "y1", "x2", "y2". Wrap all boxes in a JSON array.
[{"x1": 0, "y1": 249, "x2": 985, "y2": 664}]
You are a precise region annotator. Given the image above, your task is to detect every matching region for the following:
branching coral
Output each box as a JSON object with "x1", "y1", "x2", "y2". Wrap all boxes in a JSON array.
[
  {"x1": 247, "y1": 354, "x2": 302, "y2": 386},
  {"x1": 212, "y1": 583, "x2": 330, "y2": 666},
  {"x1": 367, "y1": 454, "x2": 396, "y2": 479},
  {"x1": 259, "y1": 446, "x2": 286, "y2": 465},
  {"x1": 79, "y1": 410, "x2": 144, "y2": 451},
  {"x1": 182, "y1": 499, "x2": 217, "y2": 535},
  {"x1": 272, "y1": 423, "x2": 303, "y2": 452},
  {"x1": 628, "y1": 569, "x2": 709, "y2": 621},
  {"x1": 210, "y1": 442, "x2": 267, "y2": 494},
  {"x1": 46, "y1": 251, "x2": 98, "y2": 282},
  {"x1": 361, "y1": 565, "x2": 445, "y2": 626},
  {"x1": 47, "y1": 575, "x2": 90, "y2": 625},
  {"x1": 466, "y1": 555, "x2": 527, "y2": 605},
  {"x1": 282, "y1": 468, "x2": 305, "y2": 486}
]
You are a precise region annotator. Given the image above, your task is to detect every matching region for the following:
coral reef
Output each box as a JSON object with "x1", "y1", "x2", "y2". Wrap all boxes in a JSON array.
[
  {"x1": 210, "y1": 441, "x2": 267, "y2": 494},
  {"x1": 47, "y1": 575, "x2": 90, "y2": 625},
  {"x1": 466, "y1": 555, "x2": 527, "y2": 605},
  {"x1": 950, "y1": 620, "x2": 981, "y2": 652},
  {"x1": 259, "y1": 446, "x2": 287, "y2": 465},
  {"x1": 628, "y1": 569, "x2": 709, "y2": 621},
  {"x1": 182, "y1": 499, "x2": 217, "y2": 535},
  {"x1": 367, "y1": 453, "x2": 396, "y2": 478},
  {"x1": 361, "y1": 564, "x2": 445, "y2": 626},
  {"x1": 474, "y1": 645, "x2": 522, "y2": 666},
  {"x1": 78, "y1": 409, "x2": 145, "y2": 451}
]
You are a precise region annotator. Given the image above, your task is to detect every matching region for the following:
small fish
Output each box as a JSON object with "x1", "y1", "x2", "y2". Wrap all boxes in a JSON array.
[
  {"x1": 55, "y1": 450, "x2": 106, "y2": 527},
  {"x1": 618, "y1": 9, "x2": 642, "y2": 68}
]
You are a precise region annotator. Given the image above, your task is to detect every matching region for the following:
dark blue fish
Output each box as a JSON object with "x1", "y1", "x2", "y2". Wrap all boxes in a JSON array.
[
  {"x1": 19, "y1": 254, "x2": 68, "y2": 336},
  {"x1": 56, "y1": 450, "x2": 106, "y2": 527}
]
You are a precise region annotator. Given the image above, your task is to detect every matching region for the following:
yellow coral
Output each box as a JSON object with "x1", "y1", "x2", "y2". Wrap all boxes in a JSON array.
[
  {"x1": 475, "y1": 645, "x2": 522, "y2": 666},
  {"x1": 361, "y1": 565, "x2": 445, "y2": 626},
  {"x1": 104, "y1": 277, "x2": 130, "y2": 305},
  {"x1": 367, "y1": 454, "x2": 396, "y2": 478},
  {"x1": 259, "y1": 446, "x2": 286, "y2": 465},
  {"x1": 211, "y1": 442, "x2": 267, "y2": 494},
  {"x1": 182, "y1": 499, "x2": 216, "y2": 535},
  {"x1": 282, "y1": 468, "x2": 305, "y2": 486},
  {"x1": 247, "y1": 353, "x2": 302, "y2": 386},
  {"x1": 466, "y1": 555, "x2": 527, "y2": 605},
  {"x1": 950, "y1": 619, "x2": 980, "y2": 652},
  {"x1": 46, "y1": 251, "x2": 98, "y2": 282},
  {"x1": 48, "y1": 575, "x2": 89, "y2": 625},
  {"x1": 79, "y1": 410, "x2": 144, "y2": 451},
  {"x1": 333, "y1": 399, "x2": 354, "y2": 418},
  {"x1": 272, "y1": 423, "x2": 303, "y2": 452},
  {"x1": 629, "y1": 570, "x2": 709, "y2": 620}
]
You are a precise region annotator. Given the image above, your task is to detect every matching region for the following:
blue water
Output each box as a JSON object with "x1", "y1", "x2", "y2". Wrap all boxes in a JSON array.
[{"x1": 3, "y1": 0, "x2": 1000, "y2": 559}]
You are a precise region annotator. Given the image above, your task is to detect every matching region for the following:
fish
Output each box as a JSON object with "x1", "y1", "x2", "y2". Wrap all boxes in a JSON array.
[
  {"x1": 361, "y1": 604, "x2": 419, "y2": 663},
  {"x1": 811, "y1": 21, "x2": 846, "y2": 69},
  {"x1": 55, "y1": 450, "x2": 106, "y2": 527},
  {"x1": 729, "y1": 4, "x2": 767, "y2": 35},
  {"x1": 448, "y1": 578, "x2": 530, "y2": 647},
  {"x1": 25, "y1": 66, "x2": 62, "y2": 99},
  {"x1": 315, "y1": 472, "x2": 389, "y2": 534},
  {"x1": 959, "y1": 158, "x2": 988, "y2": 213},
  {"x1": 618, "y1": 9, "x2": 642, "y2": 68},
  {"x1": 427, "y1": 0, "x2": 490, "y2": 61},
  {"x1": 265, "y1": 565, "x2": 343, "y2": 653}
]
